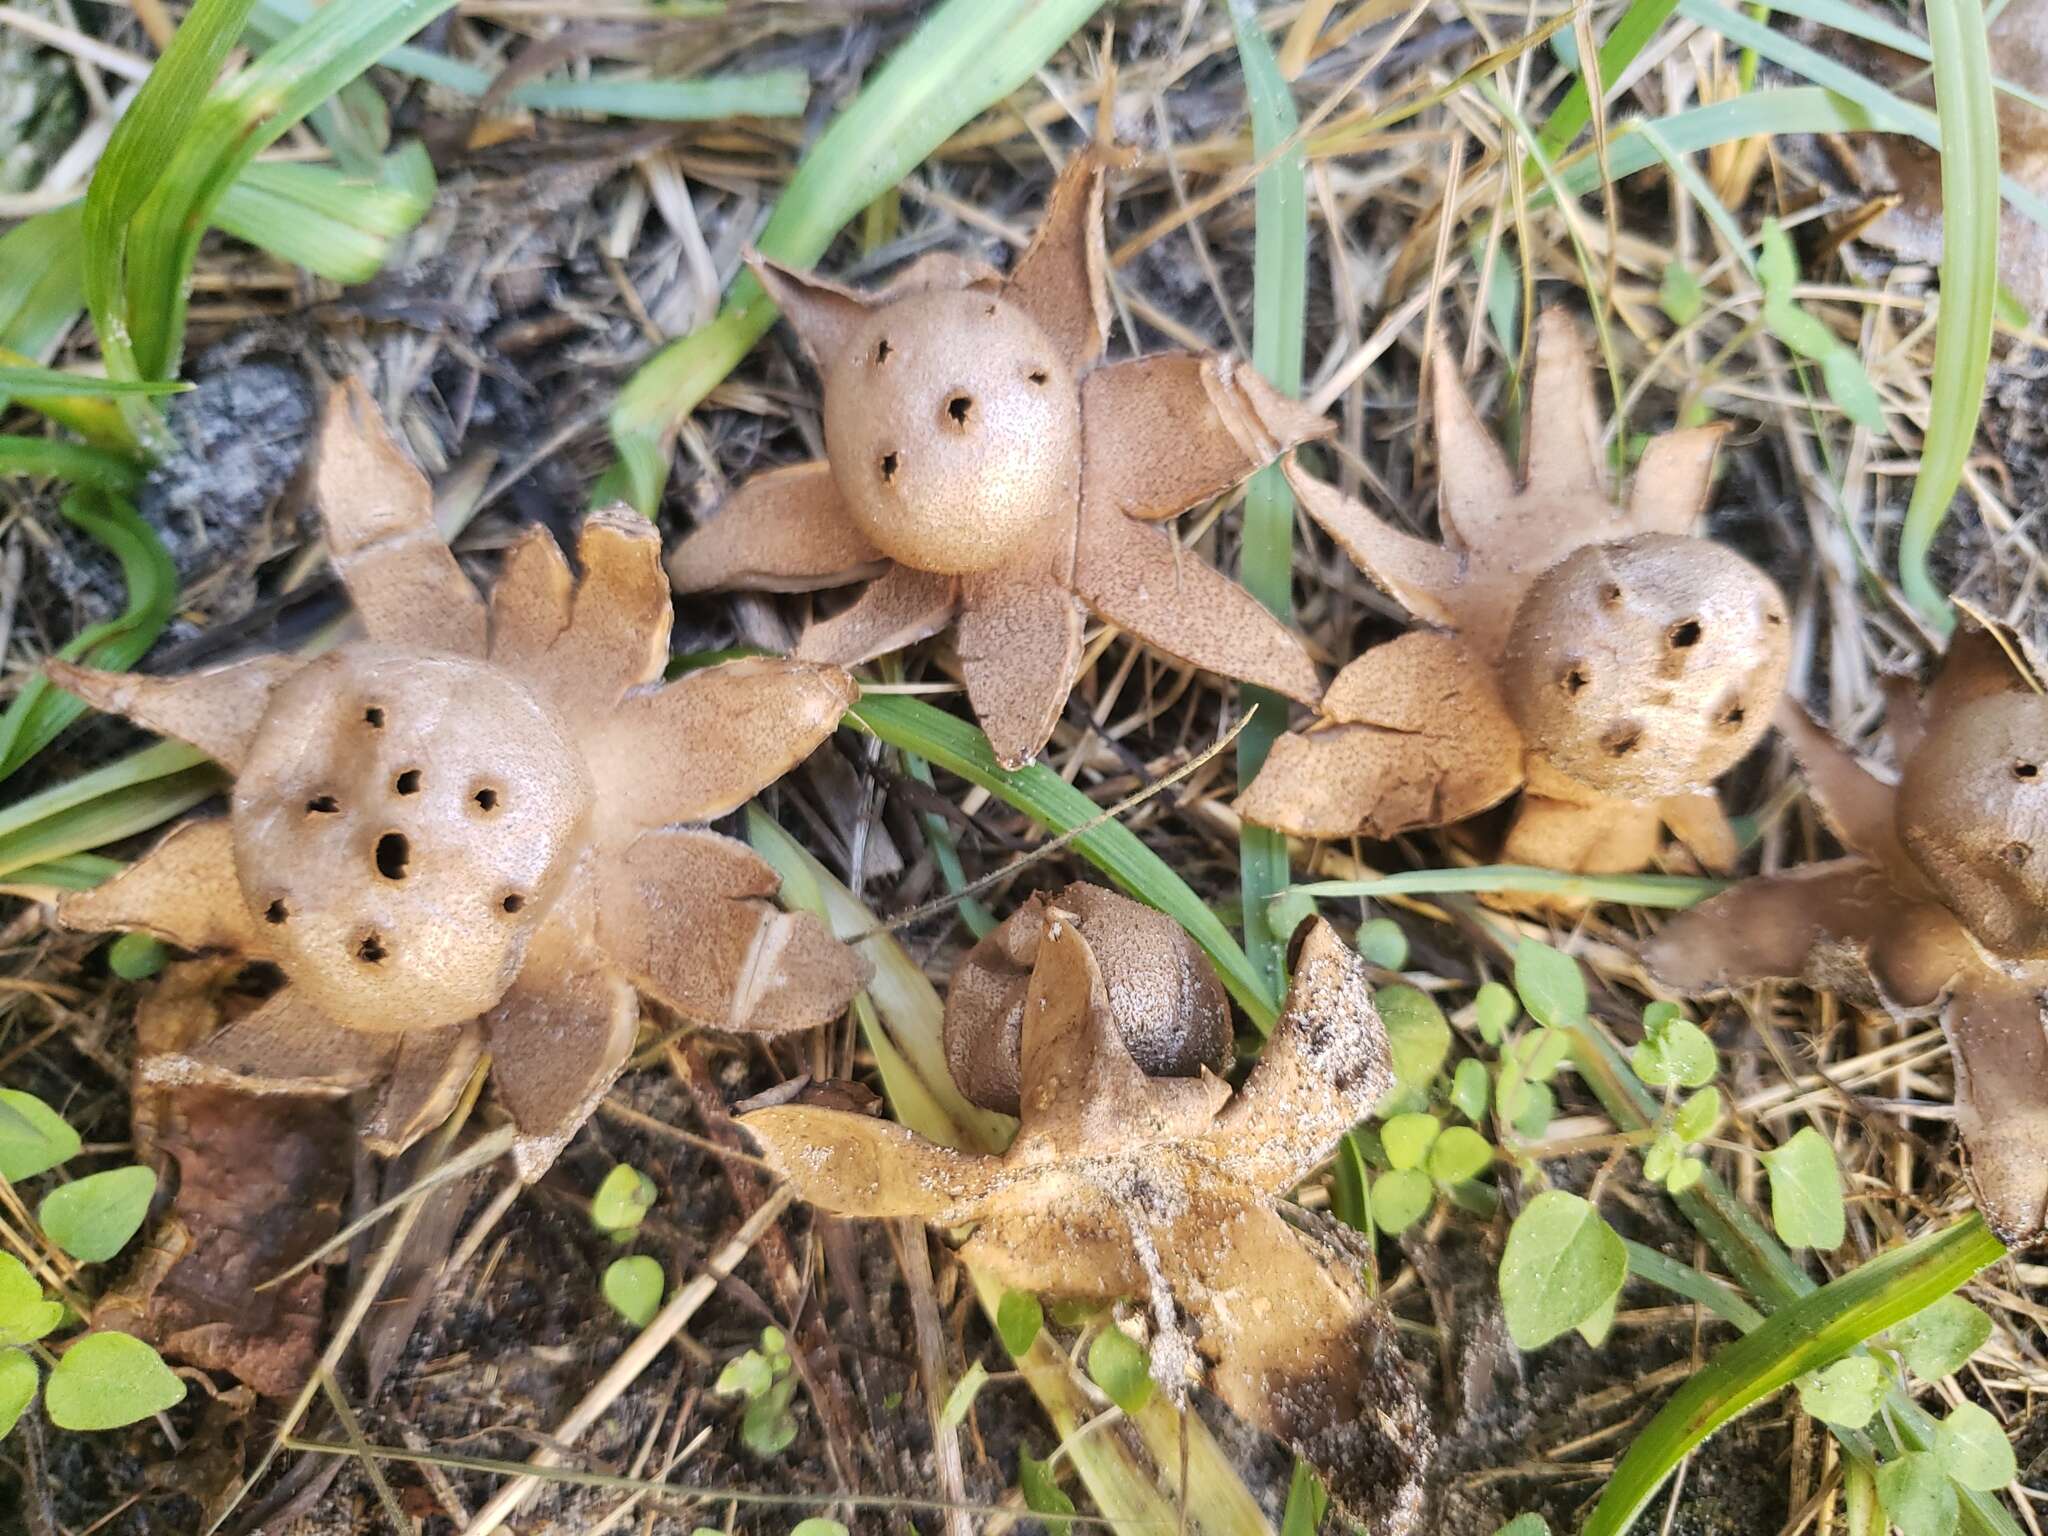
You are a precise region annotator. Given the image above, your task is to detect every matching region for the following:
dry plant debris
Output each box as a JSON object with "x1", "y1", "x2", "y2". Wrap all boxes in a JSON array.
[
  {"x1": 668, "y1": 148, "x2": 1329, "y2": 769},
  {"x1": 744, "y1": 899, "x2": 1433, "y2": 1533},
  {"x1": 91, "y1": 959, "x2": 348, "y2": 1398},
  {"x1": 1239, "y1": 309, "x2": 1792, "y2": 875},
  {"x1": 1648, "y1": 622, "x2": 2048, "y2": 1243},
  {"x1": 52, "y1": 382, "x2": 868, "y2": 1178}
]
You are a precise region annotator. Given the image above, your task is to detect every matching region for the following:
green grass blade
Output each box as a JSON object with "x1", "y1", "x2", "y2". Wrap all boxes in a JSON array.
[
  {"x1": 0, "y1": 370, "x2": 188, "y2": 398},
  {"x1": 213, "y1": 145, "x2": 437, "y2": 283},
  {"x1": 514, "y1": 72, "x2": 809, "y2": 120},
  {"x1": 1292, "y1": 864, "x2": 1725, "y2": 907},
  {"x1": 0, "y1": 437, "x2": 145, "y2": 494},
  {"x1": 848, "y1": 692, "x2": 1279, "y2": 1027},
  {"x1": 123, "y1": 0, "x2": 461, "y2": 385},
  {"x1": 1899, "y1": 0, "x2": 2000, "y2": 634},
  {"x1": 0, "y1": 492, "x2": 180, "y2": 780},
  {"x1": 0, "y1": 738, "x2": 221, "y2": 881},
  {"x1": 4, "y1": 853, "x2": 124, "y2": 891},
  {"x1": 1535, "y1": 0, "x2": 1681, "y2": 159},
  {"x1": 1228, "y1": 0, "x2": 1309, "y2": 1007},
  {"x1": 84, "y1": 0, "x2": 260, "y2": 432},
  {"x1": 1584, "y1": 1215, "x2": 2005, "y2": 1536},
  {"x1": 607, "y1": 0, "x2": 1107, "y2": 512}
]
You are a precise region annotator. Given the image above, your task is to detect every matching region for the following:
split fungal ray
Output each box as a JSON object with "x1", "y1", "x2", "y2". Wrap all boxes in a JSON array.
[
  {"x1": 744, "y1": 895, "x2": 1435, "y2": 1534},
  {"x1": 667, "y1": 144, "x2": 1330, "y2": 771},
  {"x1": 1239, "y1": 309, "x2": 1792, "y2": 877},
  {"x1": 54, "y1": 381, "x2": 870, "y2": 1180},
  {"x1": 1647, "y1": 619, "x2": 2048, "y2": 1244}
]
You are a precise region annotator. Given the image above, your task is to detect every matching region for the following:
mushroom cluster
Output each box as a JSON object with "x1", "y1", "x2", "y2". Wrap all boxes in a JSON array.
[
  {"x1": 743, "y1": 890, "x2": 1433, "y2": 1532},
  {"x1": 1647, "y1": 623, "x2": 2048, "y2": 1243},
  {"x1": 55, "y1": 383, "x2": 868, "y2": 1177},
  {"x1": 1238, "y1": 310, "x2": 1791, "y2": 874},
  {"x1": 669, "y1": 148, "x2": 1328, "y2": 770}
]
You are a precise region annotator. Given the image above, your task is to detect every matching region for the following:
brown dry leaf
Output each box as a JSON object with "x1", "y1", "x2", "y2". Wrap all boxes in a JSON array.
[
  {"x1": 1645, "y1": 624, "x2": 2048, "y2": 1242},
  {"x1": 54, "y1": 385, "x2": 869, "y2": 1179},
  {"x1": 1244, "y1": 310, "x2": 1789, "y2": 875},
  {"x1": 745, "y1": 902, "x2": 1432, "y2": 1532},
  {"x1": 95, "y1": 961, "x2": 349, "y2": 1397},
  {"x1": 668, "y1": 146, "x2": 1329, "y2": 769},
  {"x1": 1866, "y1": 0, "x2": 2048, "y2": 308}
]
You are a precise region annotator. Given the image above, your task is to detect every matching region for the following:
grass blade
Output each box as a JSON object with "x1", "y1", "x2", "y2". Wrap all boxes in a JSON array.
[
  {"x1": 0, "y1": 370, "x2": 188, "y2": 398},
  {"x1": 1899, "y1": 0, "x2": 2000, "y2": 633},
  {"x1": 1584, "y1": 1216, "x2": 2005, "y2": 1535},
  {"x1": 513, "y1": 72, "x2": 809, "y2": 120},
  {"x1": 212, "y1": 144, "x2": 437, "y2": 284},
  {"x1": 848, "y1": 692, "x2": 1279, "y2": 1027},
  {"x1": 1292, "y1": 864, "x2": 1725, "y2": 907},
  {"x1": 0, "y1": 438, "x2": 145, "y2": 494},
  {"x1": 1534, "y1": 0, "x2": 1681, "y2": 159},
  {"x1": 1228, "y1": 0, "x2": 1309, "y2": 1003},
  {"x1": 606, "y1": 0, "x2": 1108, "y2": 512},
  {"x1": 0, "y1": 491, "x2": 179, "y2": 780}
]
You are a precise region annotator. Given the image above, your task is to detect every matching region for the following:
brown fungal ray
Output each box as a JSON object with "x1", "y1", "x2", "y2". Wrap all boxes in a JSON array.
[
  {"x1": 45, "y1": 653, "x2": 305, "y2": 773},
  {"x1": 665, "y1": 462, "x2": 886, "y2": 595},
  {"x1": 667, "y1": 147, "x2": 1326, "y2": 767},
  {"x1": 1234, "y1": 631, "x2": 1524, "y2": 840},
  {"x1": 1939, "y1": 969, "x2": 2048, "y2": 1244},
  {"x1": 1500, "y1": 784, "x2": 1665, "y2": 877},
  {"x1": 313, "y1": 379, "x2": 486, "y2": 657},
  {"x1": 1654, "y1": 791, "x2": 1742, "y2": 876},
  {"x1": 1499, "y1": 534, "x2": 1790, "y2": 801},
  {"x1": 61, "y1": 819, "x2": 270, "y2": 957},
  {"x1": 59, "y1": 381, "x2": 866, "y2": 1180},
  {"x1": 743, "y1": 906, "x2": 1432, "y2": 1529},
  {"x1": 1160, "y1": 1194, "x2": 1430, "y2": 1532},
  {"x1": 595, "y1": 827, "x2": 870, "y2": 1038},
  {"x1": 1640, "y1": 860, "x2": 1904, "y2": 994},
  {"x1": 1198, "y1": 919, "x2": 1395, "y2": 1192},
  {"x1": 96, "y1": 961, "x2": 351, "y2": 1397},
  {"x1": 944, "y1": 884, "x2": 1232, "y2": 1116}
]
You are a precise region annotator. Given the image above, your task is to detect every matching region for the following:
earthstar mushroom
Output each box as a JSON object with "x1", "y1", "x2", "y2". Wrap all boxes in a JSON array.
[
  {"x1": 1645, "y1": 623, "x2": 2048, "y2": 1243},
  {"x1": 55, "y1": 382, "x2": 869, "y2": 1178},
  {"x1": 744, "y1": 899, "x2": 1433, "y2": 1532},
  {"x1": 668, "y1": 148, "x2": 1328, "y2": 770},
  {"x1": 1238, "y1": 310, "x2": 1791, "y2": 874}
]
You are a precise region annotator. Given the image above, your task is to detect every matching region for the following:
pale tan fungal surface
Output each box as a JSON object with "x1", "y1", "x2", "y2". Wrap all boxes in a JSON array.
[
  {"x1": 1239, "y1": 310, "x2": 1790, "y2": 875},
  {"x1": 745, "y1": 902, "x2": 1434, "y2": 1532},
  {"x1": 668, "y1": 147, "x2": 1329, "y2": 770},
  {"x1": 53, "y1": 381, "x2": 869, "y2": 1179},
  {"x1": 1645, "y1": 622, "x2": 2048, "y2": 1244},
  {"x1": 943, "y1": 882, "x2": 1232, "y2": 1115}
]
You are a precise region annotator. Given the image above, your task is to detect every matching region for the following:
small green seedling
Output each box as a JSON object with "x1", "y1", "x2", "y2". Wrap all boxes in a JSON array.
[
  {"x1": 1892, "y1": 1295, "x2": 1992, "y2": 1381},
  {"x1": 996, "y1": 1289, "x2": 1043, "y2": 1356},
  {"x1": 1756, "y1": 218, "x2": 1887, "y2": 434},
  {"x1": 0, "y1": 1092, "x2": 184, "y2": 1438},
  {"x1": 602, "y1": 1255, "x2": 664, "y2": 1328},
  {"x1": 716, "y1": 1325, "x2": 799, "y2": 1456},
  {"x1": 1761, "y1": 1127, "x2": 1846, "y2": 1251},
  {"x1": 1354, "y1": 917, "x2": 1409, "y2": 971},
  {"x1": 590, "y1": 1163, "x2": 657, "y2": 1237},
  {"x1": 1020, "y1": 1448, "x2": 1076, "y2": 1531},
  {"x1": 1499, "y1": 1189, "x2": 1627, "y2": 1350},
  {"x1": 1085, "y1": 1323, "x2": 1153, "y2": 1415},
  {"x1": 1797, "y1": 1355, "x2": 1888, "y2": 1429}
]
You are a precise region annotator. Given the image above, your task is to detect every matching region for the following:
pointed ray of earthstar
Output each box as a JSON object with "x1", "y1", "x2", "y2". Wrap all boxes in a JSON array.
[
  {"x1": 591, "y1": 655, "x2": 857, "y2": 834},
  {"x1": 1939, "y1": 967, "x2": 2048, "y2": 1244},
  {"x1": 46, "y1": 654, "x2": 305, "y2": 773},
  {"x1": 594, "y1": 827, "x2": 870, "y2": 1036},
  {"x1": 792, "y1": 565, "x2": 960, "y2": 668},
  {"x1": 665, "y1": 462, "x2": 885, "y2": 595},
  {"x1": 999, "y1": 151, "x2": 1112, "y2": 370},
  {"x1": 362, "y1": 1023, "x2": 485, "y2": 1157},
  {"x1": 740, "y1": 1103, "x2": 1003, "y2": 1220},
  {"x1": 60, "y1": 818, "x2": 269, "y2": 956},
  {"x1": 313, "y1": 379, "x2": 486, "y2": 656},
  {"x1": 490, "y1": 511, "x2": 672, "y2": 720},
  {"x1": 141, "y1": 987, "x2": 399, "y2": 1095}
]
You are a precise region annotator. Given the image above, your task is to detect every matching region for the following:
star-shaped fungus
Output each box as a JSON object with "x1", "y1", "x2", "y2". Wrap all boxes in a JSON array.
[
  {"x1": 743, "y1": 899, "x2": 1433, "y2": 1532},
  {"x1": 667, "y1": 148, "x2": 1328, "y2": 770},
  {"x1": 1238, "y1": 309, "x2": 1791, "y2": 875},
  {"x1": 51, "y1": 382, "x2": 869, "y2": 1178},
  {"x1": 1646, "y1": 623, "x2": 2048, "y2": 1243}
]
